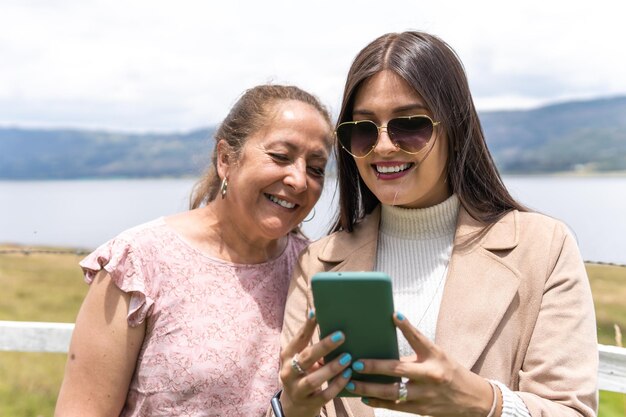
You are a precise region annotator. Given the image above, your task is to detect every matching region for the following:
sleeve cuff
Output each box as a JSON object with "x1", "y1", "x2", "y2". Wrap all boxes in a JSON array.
[{"x1": 490, "y1": 380, "x2": 531, "y2": 417}]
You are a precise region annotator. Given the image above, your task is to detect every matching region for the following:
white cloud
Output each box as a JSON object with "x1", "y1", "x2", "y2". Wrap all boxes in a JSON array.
[{"x1": 1, "y1": 0, "x2": 625, "y2": 131}]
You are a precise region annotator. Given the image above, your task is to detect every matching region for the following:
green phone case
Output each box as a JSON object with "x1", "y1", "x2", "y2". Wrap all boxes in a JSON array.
[{"x1": 311, "y1": 271, "x2": 401, "y2": 396}]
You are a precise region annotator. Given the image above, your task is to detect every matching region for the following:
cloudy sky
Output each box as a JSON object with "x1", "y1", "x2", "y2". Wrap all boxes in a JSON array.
[{"x1": 1, "y1": 0, "x2": 625, "y2": 132}]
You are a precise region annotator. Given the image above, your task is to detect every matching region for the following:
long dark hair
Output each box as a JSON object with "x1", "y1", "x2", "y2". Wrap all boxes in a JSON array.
[
  {"x1": 334, "y1": 31, "x2": 526, "y2": 232},
  {"x1": 190, "y1": 84, "x2": 332, "y2": 209}
]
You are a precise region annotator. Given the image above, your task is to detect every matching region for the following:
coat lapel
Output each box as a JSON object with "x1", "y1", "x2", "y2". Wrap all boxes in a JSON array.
[
  {"x1": 318, "y1": 206, "x2": 380, "y2": 272},
  {"x1": 435, "y1": 208, "x2": 521, "y2": 371},
  {"x1": 316, "y1": 205, "x2": 522, "y2": 373}
]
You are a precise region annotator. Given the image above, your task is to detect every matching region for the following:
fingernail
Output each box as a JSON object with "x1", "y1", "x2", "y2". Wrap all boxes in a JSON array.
[
  {"x1": 342, "y1": 368, "x2": 352, "y2": 378},
  {"x1": 352, "y1": 361, "x2": 364, "y2": 371},
  {"x1": 396, "y1": 311, "x2": 405, "y2": 321},
  {"x1": 331, "y1": 331, "x2": 344, "y2": 343},
  {"x1": 361, "y1": 397, "x2": 369, "y2": 404},
  {"x1": 346, "y1": 381, "x2": 356, "y2": 391},
  {"x1": 308, "y1": 309, "x2": 315, "y2": 319},
  {"x1": 339, "y1": 353, "x2": 352, "y2": 366}
]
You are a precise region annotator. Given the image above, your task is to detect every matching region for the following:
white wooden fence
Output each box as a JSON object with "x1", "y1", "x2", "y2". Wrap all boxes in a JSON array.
[
  {"x1": 1, "y1": 320, "x2": 625, "y2": 394},
  {"x1": 0, "y1": 321, "x2": 74, "y2": 353}
]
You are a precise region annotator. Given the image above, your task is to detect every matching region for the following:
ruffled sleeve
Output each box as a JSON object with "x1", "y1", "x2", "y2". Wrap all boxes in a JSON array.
[{"x1": 79, "y1": 237, "x2": 155, "y2": 326}]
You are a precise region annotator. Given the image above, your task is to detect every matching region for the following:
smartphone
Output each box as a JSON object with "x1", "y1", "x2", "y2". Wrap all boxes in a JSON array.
[{"x1": 311, "y1": 271, "x2": 400, "y2": 396}]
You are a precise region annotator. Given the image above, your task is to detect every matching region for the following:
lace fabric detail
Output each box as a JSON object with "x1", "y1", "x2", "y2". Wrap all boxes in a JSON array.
[{"x1": 79, "y1": 218, "x2": 308, "y2": 416}]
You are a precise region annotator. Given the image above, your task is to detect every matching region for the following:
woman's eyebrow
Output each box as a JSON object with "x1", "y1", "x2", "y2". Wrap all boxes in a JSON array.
[{"x1": 268, "y1": 140, "x2": 329, "y2": 158}]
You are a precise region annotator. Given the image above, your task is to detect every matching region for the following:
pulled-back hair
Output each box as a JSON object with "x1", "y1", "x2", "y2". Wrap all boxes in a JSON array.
[
  {"x1": 334, "y1": 31, "x2": 526, "y2": 232},
  {"x1": 190, "y1": 84, "x2": 332, "y2": 209}
]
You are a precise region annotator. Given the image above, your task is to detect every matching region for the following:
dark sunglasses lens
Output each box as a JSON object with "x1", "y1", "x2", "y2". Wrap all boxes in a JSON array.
[
  {"x1": 388, "y1": 117, "x2": 433, "y2": 152},
  {"x1": 337, "y1": 121, "x2": 378, "y2": 156}
]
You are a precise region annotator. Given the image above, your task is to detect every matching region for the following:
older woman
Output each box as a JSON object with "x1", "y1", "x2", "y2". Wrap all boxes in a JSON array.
[
  {"x1": 55, "y1": 84, "x2": 333, "y2": 416},
  {"x1": 275, "y1": 32, "x2": 598, "y2": 417}
]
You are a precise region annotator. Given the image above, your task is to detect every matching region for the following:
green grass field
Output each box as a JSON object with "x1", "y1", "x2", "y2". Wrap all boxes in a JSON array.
[
  {"x1": 1, "y1": 245, "x2": 624, "y2": 416},
  {"x1": 0, "y1": 245, "x2": 87, "y2": 417}
]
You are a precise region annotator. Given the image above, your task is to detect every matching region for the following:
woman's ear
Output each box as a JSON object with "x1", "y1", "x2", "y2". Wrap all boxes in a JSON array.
[{"x1": 216, "y1": 140, "x2": 232, "y2": 180}]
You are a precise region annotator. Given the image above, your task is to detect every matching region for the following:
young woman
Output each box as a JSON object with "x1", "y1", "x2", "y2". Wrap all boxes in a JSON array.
[
  {"x1": 273, "y1": 32, "x2": 597, "y2": 417},
  {"x1": 55, "y1": 84, "x2": 334, "y2": 416}
]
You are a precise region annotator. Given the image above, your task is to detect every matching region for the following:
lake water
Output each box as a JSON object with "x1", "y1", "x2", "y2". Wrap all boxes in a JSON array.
[{"x1": 1, "y1": 176, "x2": 625, "y2": 264}]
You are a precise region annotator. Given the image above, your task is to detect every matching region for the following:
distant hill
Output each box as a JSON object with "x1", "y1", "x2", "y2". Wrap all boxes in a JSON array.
[
  {"x1": 1, "y1": 96, "x2": 625, "y2": 179},
  {"x1": 0, "y1": 127, "x2": 215, "y2": 179},
  {"x1": 481, "y1": 95, "x2": 626, "y2": 173}
]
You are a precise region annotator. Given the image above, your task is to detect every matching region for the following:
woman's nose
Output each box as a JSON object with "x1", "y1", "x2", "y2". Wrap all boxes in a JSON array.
[
  {"x1": 372, "y1": 127, "x2": 398, "y2": 155},
  {"x1": 284, "y1": 160, "x2": 308, "y2": 192}
]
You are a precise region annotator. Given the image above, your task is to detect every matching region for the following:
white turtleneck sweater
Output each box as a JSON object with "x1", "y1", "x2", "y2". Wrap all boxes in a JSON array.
[{"x1": 372, "y1": 194, "x2": 530, "y2": 417}]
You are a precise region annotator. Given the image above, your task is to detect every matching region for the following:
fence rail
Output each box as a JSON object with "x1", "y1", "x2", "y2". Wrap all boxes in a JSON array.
[
  {"x1": 0, "y1": 320, "x2": 74, "y2": 353},
  {"x1": 1, "y1": 320, "x2": 625, "y2": 394}
]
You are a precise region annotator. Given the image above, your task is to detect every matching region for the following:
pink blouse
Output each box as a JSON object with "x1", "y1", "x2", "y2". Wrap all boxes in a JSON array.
[{"x1": 80, "y1": 217, "x2": 308, "y2": 417}]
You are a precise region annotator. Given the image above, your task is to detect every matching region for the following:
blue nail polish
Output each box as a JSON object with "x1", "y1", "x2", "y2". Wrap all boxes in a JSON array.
[
  {"x1": 346, "y1": 382, "x2": 355, "y2": 391},
  {"x1": 342, "y1": 368, "x2": 352, "y2": 378},
  {"x1": 352, "y1": 361, "x2": 364, "y2": 371},
  {"x1": 331, "y1": 331, "x2": 344, "y2": 343},
  {"x1": 361, "y1": 397, "x2": 369, "y2": 405},
  {"x1": 339, "y1": 353, "x2": 352, "y2": 366},
  {"x1": 308, "y1": 309, "x2": 315, "y2": 319},
  {"x1": 396, "y1": 311, "x2": 405, "y2": 321}
]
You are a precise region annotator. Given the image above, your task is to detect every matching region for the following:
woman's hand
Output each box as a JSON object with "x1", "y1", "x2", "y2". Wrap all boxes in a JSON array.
[
  {"x1": 346, "y1": 313, "x2": 497, "y2": 417},
  {"x1": 279, "y1": 311, "x2": 353, "y2": 417}
]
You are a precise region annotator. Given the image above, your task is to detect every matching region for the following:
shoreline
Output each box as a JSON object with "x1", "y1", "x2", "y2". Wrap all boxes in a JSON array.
[{"x1": 0, "y1": 243, "x2": 92, "y2": 255}]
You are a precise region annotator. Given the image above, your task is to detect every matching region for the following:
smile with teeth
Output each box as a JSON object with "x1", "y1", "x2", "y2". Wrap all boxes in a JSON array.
[
  {"x1": 266, "y1": 194, "x2": 296, "y2": 209},
  {"x1": 375, "y1": 163, "x2": 413, "y2": 174}
]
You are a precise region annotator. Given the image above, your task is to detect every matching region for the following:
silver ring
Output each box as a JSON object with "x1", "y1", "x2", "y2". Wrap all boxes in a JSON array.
[
  {"x1": 397, "y1": 381, "x2": 408, "y2": 402},
  {"x1": 291, "y1": 354, "x2": 306, "y2": 376}
]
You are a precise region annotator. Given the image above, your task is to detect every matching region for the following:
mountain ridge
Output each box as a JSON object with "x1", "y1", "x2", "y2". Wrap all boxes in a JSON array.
[{"x1": 2, "y1": 95, "x2": 625, "y2": 179}]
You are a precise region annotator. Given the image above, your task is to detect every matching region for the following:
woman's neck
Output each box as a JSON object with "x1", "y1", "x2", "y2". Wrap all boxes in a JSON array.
[
  {"x1": 171, "y1": 204, "x2": 287, "y2": 264},
  {"x1": 380, "y1": 194, "x2": 460, "y2": 240}
]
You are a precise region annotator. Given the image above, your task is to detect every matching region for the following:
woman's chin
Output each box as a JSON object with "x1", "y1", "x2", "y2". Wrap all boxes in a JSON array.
[
  {"x1": 258, "y1": 218, "x2": 298, "y2": 238},
  {"x1": 376, "y1": 192, "x2": 411, "y2": 207}
]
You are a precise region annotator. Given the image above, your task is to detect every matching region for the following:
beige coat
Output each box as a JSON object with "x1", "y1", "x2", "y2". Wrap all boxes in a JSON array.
[{"x1": 278, "y1": 206, "x2": 598, "y2": 417}]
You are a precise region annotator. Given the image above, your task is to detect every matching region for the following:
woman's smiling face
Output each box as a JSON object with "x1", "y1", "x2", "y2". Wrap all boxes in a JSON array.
[
  {"x1": 351, "y1": 70, "x2": 451, "y2": 208},
  {"x1": 220, "y1": 99, "x2": 331, "y2": 241}
]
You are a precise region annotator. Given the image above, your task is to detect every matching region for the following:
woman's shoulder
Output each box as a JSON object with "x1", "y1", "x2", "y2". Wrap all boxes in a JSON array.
[
  {"x1": 107, "y1": 217, "x2": 170, "y2": 250},
  {"x1": 511, "y1": 210, "x2": 572, "y2": 238},
  {"x1": 306, "y1": 231, "x2": 337, "y2": 249},
  {"x1": 490, "y1": 210, "x2": 577, "y2": 256},
  {"x1": 285, "y1": 232, "x2": 310, "y2": 257},
  {"x1": 87, "y1": 217, "x2": 172, "y2": 264},
  {"x1": 116, "y1": 217, "x2": 168, "y2": 238}
]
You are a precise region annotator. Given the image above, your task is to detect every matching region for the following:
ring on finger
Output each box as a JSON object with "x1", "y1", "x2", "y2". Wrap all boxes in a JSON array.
[
  {"x1": 291, "y1": 354, "x2": 306, "y2": 376},
  {"x1": 397, "y1": 381, "x2": 408, "y2": 403}
]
